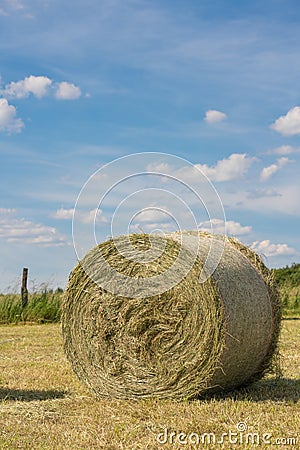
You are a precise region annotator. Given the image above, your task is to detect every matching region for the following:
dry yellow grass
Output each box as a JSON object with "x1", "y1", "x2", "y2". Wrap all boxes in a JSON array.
[{"x1": 0, "y1": 321, "x2": 299, "y2": 449}]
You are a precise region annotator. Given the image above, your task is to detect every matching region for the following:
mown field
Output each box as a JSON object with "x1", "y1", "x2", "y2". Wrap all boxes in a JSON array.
[
  {"x1": 0, "y1": 264, "x2": 299, "y2": 449},
  {"x1": 0, "y1": 320, "x2": 299, "y2": 449}
]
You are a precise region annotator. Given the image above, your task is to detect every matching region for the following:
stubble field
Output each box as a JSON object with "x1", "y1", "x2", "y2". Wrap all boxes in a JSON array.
[{"x1": 0, "y1": 320, "x2": 299, "y2": 449}]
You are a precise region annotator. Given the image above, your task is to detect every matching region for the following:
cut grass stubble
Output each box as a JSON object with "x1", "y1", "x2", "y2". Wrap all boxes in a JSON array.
[{"x1": 0, "y1": 321, "x2": 299, "y2": 450}]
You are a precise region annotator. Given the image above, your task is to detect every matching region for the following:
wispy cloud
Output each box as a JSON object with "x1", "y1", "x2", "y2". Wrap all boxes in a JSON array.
[
  {"x1": 267, "y1": 145, "x2": 300, "y2": 155},
  {"x1": 225, "y1": 182, "x2": 300, "y2": 217},
  {"x1": 0, "y1": 208, "x2": 16, "y2": 215},
  {"x1": 0, "y1": 0, "x2": 39, "y2": 18},
  {"x1": 260, "y1": 157, "x2": 291, "y2": 182},
  {"x1": 52, "y1": 208, "x2": 74, "y2": 220},
  {"x1": 5, "y1": 0, "x2": 24, "y2": 10},
  {"x1": 127, "y1": 206, "x2": 176, "y2": 233},
  {"x1": 0, "y1": 209, "x2": 67, "y2": 246},
  {"x1": 0, "y1": 8, "x2": 9, "y2": 16},
  {"x1": 246, "y1": 188, "x2": 282, "y2": 199},
  {"x1": 135, "y1": 207, "x2": 171, "y2": 223},
  {"x1": 130, "y1": 221, "x2": 175, "y2": 233},
  {"x1": 52, "y1": 207, "x2": 108, "y2": 224}
]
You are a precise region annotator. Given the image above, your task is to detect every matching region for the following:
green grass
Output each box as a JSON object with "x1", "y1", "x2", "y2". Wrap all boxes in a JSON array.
[
  {"x1": 272, "y1": 263, "x2": 300, "y2": 316},
  {"x1": 279, "y1": 286, "x2": 300, "y2": 317},
  {"x1": 0, "y1": 288, "x2": 62, "y2": 324}
]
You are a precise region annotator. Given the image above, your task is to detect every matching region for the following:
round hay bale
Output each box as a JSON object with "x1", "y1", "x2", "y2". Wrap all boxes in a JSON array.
[{"x1": 62, "y1": 232, "x2": 281, "y2": 400}]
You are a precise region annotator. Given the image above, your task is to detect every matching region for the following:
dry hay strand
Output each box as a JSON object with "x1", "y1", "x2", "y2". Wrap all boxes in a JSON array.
[{"x1": 62, "y1": 232, "x2": 281, "y2": 400}]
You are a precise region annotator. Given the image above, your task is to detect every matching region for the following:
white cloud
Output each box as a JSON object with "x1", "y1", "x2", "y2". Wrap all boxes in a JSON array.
[
  {"x1": 0, "y1": 98, "x2": 24, "y2": 133},
  {"x1": 0, "y1": 213, "x2": 66, "y2": 246},
  {"x1": 267, "y1": 145, "x2": 300, "y2": 155},
  {"x1": 130, "y1": 221, "x2": 176, "y2": 233},
  {"x1": 2, "y1": 75, "x2": 52, "y2": 99},
  {"x1": 52, "y1": 208, "x2": 74, "y2": 220},
  {"x1": 260, "y1": 157, "x2": 291, "y2": 182},
  {"x1": 55, "y1": 82, "x2": 81, "y2": 100},
  {"x1": 136, "y1": 207, "x2": 170, "y2": 223},
  {"x1": 270, "y1": 106, "x2": 300, "y2": 136},
  {"x1": 251, "y1": 240, "x2": 297, "y2": 257},
  {"x1": 204, "y1": 109, "x2": 227, "y2": 124},
  {"x1": 0, "y1": 76, "x2": 82, "y2": 133},
  {"x1": 53, "y1": 207, "x2": 107, "y2": 224},
  {"x1": 199, "y1": 218, "x2": 252, "y2": 236},
  {"x1": 195, "y1": 153, "x2": 255, "y2": 182},
  {"x1": 147, "y1": 162, "x2": 171, "y2": 173},
  {"x1": 147, "y1": 153, "x2": 255, "y2": 183},
  {"x1": 80, "y1": 208, "x2": 108, "y2": 224},
  {"x1": 260, "y1": 164, "x2": 277, "y2": 181},
  {"x1": 1, "y1": 76, "x2": 82, "y2": 101}
]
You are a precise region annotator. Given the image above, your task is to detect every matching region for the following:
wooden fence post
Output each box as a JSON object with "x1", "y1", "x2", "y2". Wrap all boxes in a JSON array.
[{"x1": 21, "y1": 267, "x2": 28, "y2": 309}]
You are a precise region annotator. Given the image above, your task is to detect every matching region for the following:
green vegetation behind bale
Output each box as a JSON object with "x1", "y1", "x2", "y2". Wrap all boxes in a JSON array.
[
  {"x1": 0, "y1": 288, "x2": 62, "y2": 324},
  {"x1": 273, "y1": 263, "x2": 300, "y2": 288},
  {"x1": 62, "y1": 232, "x2": 281, "y2": 400},
  {"x1": 272, "y1": 263, "x2": 300, "y2": 316}
]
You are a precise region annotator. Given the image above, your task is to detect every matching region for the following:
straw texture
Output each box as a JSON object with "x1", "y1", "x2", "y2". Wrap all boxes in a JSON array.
[{"x1": 62, "y1": 232, "x2": 281, "y2": 399}]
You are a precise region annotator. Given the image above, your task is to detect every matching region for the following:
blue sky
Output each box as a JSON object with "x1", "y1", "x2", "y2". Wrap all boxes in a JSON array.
[{"x1": 1, "y1": 0, "x2": 300, "y2": 291}]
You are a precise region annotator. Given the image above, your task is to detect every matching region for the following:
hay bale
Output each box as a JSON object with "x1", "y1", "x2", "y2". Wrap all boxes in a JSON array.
[{"x1": 62, "y1": 232, "x2": 281, "y2": 399}]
